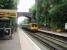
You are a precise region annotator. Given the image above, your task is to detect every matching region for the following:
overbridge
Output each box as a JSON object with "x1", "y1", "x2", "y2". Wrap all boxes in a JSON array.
[
  {"x1": 17, "y1": 12, "x2": 31, "y2": 18},
  {"x1": 17, "y1": 12, "x2": 31, "y2": 22}
]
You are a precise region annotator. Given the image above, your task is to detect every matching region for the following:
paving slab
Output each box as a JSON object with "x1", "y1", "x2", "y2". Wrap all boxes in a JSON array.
[{"x1": 0, "y1": 32, "x2": 21, "y2": 50}]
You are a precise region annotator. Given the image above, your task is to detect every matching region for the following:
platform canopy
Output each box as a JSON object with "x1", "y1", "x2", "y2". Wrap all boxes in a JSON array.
[{"x1": 0, "y1": 9, "x2": 17, "y2": 17}]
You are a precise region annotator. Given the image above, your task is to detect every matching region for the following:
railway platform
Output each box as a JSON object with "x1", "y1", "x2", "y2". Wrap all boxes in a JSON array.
[
  {"x1": 0, "y1": 27, "x2": 42, "y2": 50},
  {"x1": 38, "y1": 29, "x2": 67, "y2": 37},
  {"x1": 0, "y1": 27, "x2": 66, "y2": 50},
  {"x1": 0, "y1": 32, "x2": 21, "y2": 50},
  {"x1": 18, "y1": 27, "x2": 42, "y2": 50}
]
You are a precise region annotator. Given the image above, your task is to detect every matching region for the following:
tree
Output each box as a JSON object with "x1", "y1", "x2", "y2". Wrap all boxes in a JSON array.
[
  {"x1": 35, "y1": 0, "x2": 50, "y2": 25},
  {"x1": 29, "y1": 5, "x2": 36, "y2": 20},
  {"x1": 29, "y1": 0, "x2": 67, "y2": 30},
  {"x1": 0, "y1": 0, "x2": 16, "y2": 9},
  {"x1": 49, "y1": 3, "x2": 67, "y2": 29}
]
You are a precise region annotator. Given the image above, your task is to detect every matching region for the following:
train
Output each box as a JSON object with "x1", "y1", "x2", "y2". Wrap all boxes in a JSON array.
[{"x1": 21, "y1": 23, "x2": 38, "y2": 32}]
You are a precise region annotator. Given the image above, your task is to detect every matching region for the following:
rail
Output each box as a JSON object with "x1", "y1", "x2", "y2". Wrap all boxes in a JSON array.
[{"x1": 22, "y1": 28, "x2": 67, "y2": 50}]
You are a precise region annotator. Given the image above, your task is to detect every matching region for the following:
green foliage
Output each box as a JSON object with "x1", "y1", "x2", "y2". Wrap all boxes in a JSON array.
[
  {"x1": 0, "y1": 0, "x2": 16, "y2": 9},
  {"x1": 49, "y1": 3, "x2": 67, "y2": 29},
  {"x1": 29, "y1": 5, "x2": 36, "y2": 20},
  {"x1": 29, "y1": 0, "x2": 67, "y2": 29},
  {"x1": 35, "y1": 0, "x2": 50, "y2": 25}
]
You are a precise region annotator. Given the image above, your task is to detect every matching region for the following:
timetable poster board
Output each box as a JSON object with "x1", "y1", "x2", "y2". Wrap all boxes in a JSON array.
[{"x1": 0, "y1": 0, "x2": 17, "y2": 17}]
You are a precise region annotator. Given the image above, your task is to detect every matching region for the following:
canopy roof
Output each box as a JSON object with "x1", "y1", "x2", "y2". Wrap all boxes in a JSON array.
[{"x1": 0, "y1": 9, "x2": 17, "y2": 18}]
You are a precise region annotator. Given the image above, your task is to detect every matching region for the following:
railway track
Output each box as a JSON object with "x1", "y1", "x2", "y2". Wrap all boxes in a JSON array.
[
  {"x1": 22, "y1": 28, "x2": 67, "y2": 50},
  {"x1": 35, "y1": 33, "x2": 67, "y2": 49}
]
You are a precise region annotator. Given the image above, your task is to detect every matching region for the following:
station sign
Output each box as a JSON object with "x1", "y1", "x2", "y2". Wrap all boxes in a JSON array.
[
  {"x1": 65, "y1": 23, "x2": 67, "y2": 29},
  {"x1": 0, "y1": 9, "x2": 17, "y2": 17}
]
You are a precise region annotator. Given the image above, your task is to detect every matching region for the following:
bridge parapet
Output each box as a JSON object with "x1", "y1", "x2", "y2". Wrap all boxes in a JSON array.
[{"x1": 17, "y1": 12, "x2": 31, "y2": 18}]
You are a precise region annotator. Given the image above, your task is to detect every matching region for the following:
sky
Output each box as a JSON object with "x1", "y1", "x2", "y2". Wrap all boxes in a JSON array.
[
  {"x1": 17, "y1": 0, "x2": 35, "y2": 12},
  {"x1": 17, "y1": 0, "x2": 35, "y2": 24},
  {"x1": 17, "y1": 16, "x2": 27, "y2": 24}
]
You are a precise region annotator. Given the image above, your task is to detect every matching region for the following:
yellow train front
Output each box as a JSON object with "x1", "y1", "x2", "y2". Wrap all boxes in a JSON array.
[{"x1": 29, "y1": 23, "x2": 38, "y2": 32}]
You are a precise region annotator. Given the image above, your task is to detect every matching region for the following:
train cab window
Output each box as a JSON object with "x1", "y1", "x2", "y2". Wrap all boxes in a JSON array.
[{"x1": 32, "y1": 24, "x2": 37, "y2": 27}]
